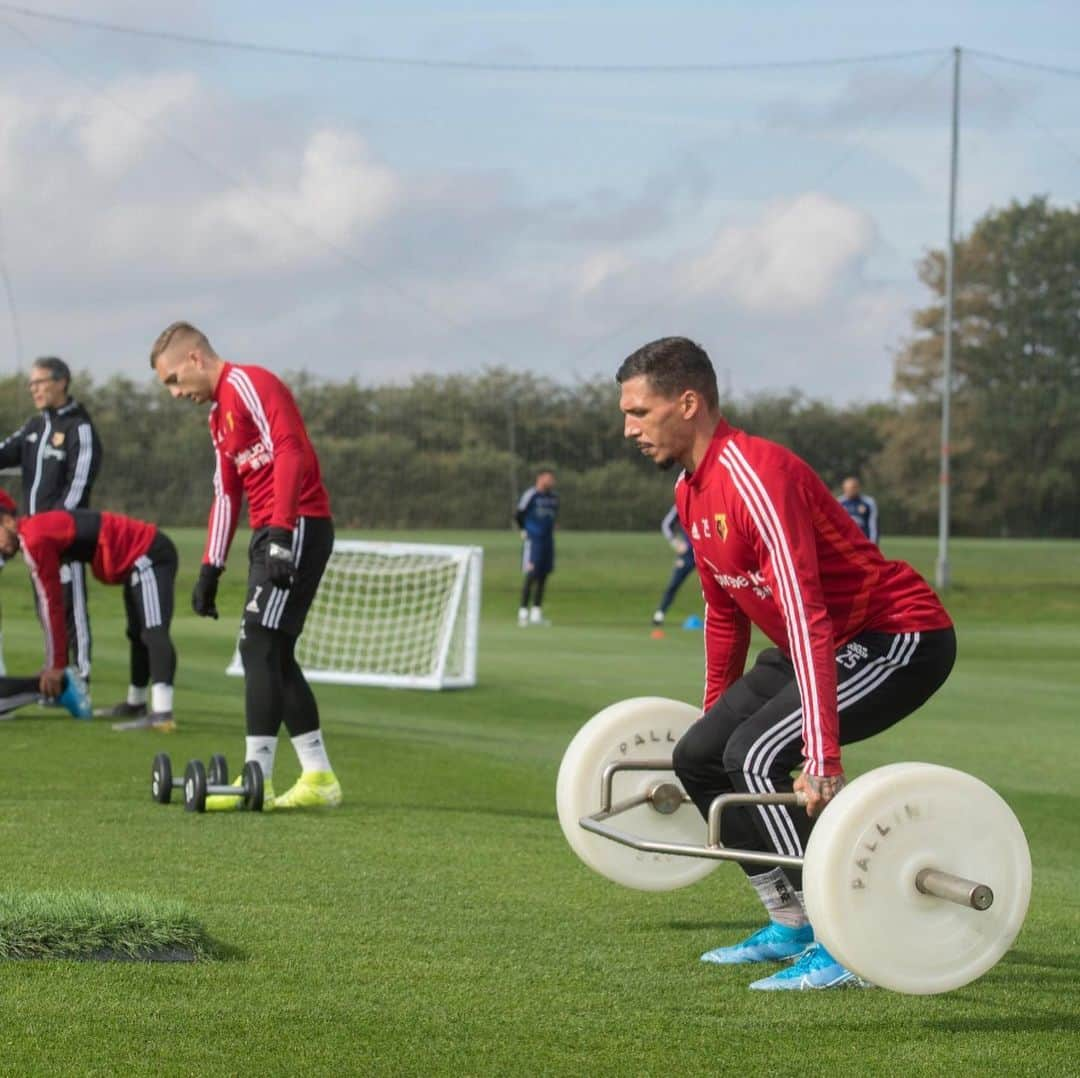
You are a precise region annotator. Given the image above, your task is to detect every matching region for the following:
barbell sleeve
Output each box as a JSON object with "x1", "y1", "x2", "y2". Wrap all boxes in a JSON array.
[{"x1": 915, "y1": 868, "x2": 994, "y2": 910}]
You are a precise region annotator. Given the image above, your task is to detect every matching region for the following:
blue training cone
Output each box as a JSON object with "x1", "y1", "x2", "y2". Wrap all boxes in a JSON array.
[{"x1": 682, "y1": 614, "x2": 703, "y2": 630}]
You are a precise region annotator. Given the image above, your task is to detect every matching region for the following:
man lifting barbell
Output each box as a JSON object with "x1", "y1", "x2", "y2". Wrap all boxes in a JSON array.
[{"x1": 613, "y1": 337, "x2": 956, "y2": 990}]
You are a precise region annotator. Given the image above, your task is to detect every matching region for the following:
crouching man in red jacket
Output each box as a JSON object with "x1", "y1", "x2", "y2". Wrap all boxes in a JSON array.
[{"x1": 0, "y1": 490, "x2": 179, "y2": 731}]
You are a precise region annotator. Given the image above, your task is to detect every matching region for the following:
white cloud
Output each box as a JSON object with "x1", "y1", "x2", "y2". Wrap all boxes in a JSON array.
[
  {"x1": 189, "y1": 129, "x2": 399, "y2": 268},
  {"x1": 60, "y1": 72, "x2": 201, "y2": 176},
  {"x1": 682, "y1": 193, "x2": 878, "y2": 312},
  {"x1": 578, "y1": 249, "x2": 634, "y2": 294},
  {"x1": 0, "y1": 63, "x2": 915, "y2": 404},
  {"x1": 0, "y1": 91, "x2": 45, "y2": 197}
]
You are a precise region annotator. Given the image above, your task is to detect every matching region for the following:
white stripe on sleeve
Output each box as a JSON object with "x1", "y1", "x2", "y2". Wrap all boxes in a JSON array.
[
  {"x1": 207, "y1": 450, "x2": 233, "y2": 566},
  {"x1": 228, "y1": 369, "x2": 274, "y2": 454},
  {"x1": 720, "y1": 443, "x2": 824, "y2": 770},
  {"x1": 22, "y1": 547, "x2": 56, "y2": 668},
  {"x1": 63, "y1": 422, "x2": 95, "y2": 509}
]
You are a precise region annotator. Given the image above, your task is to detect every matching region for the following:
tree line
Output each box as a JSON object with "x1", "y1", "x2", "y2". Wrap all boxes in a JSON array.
[{"x1": 0, "y1": 197, "x2": 1075, "y2": 537}]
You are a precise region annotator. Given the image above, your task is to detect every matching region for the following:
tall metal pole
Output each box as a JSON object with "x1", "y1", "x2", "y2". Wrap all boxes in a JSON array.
[{"x1": 936, "y1": 46, "x2": 961, "y2": 592}]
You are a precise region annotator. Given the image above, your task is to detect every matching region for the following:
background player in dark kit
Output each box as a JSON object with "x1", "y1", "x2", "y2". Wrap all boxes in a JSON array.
[{"x1": 515, "y1": 469, "x2": 559, "y2": 627}]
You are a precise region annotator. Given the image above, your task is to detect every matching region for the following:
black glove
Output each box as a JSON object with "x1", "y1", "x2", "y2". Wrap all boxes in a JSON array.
[
  {"x1": 192, "y1": 563, "x2": 223, "y2": 619},
  {"x1": 266, "y1": 527, "x2": 295, "y2": 588}
]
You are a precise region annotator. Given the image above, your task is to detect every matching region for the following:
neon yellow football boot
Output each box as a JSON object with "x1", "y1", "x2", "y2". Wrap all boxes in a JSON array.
[{"x1": 272, "y1": 771, "x2": 343, "y2": 810}]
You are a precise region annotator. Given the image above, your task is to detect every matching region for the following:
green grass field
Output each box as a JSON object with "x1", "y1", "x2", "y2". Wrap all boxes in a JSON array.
[{"x1": 0, "y1": 529, "x2": 1077, "y2": 1076}]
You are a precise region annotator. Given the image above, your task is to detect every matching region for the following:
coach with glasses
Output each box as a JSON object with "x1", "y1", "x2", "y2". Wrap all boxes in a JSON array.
[{"x1": 0, "y1": 357, "x2": 103, "y2": 681}]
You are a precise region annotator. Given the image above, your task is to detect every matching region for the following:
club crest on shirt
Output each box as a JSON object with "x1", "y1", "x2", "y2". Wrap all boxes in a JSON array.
[
  {"x1": 51, "y1": 432, "x2": 65, "y2": 447},
  {"x1": 692, "y1": 515, "x2": 723, "y2": 542}
]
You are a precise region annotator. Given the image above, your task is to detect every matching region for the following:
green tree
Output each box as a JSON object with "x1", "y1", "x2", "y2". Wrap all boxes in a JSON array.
[{"x1": 889, "y1": 196, "x2": 1080, "y2": 536}]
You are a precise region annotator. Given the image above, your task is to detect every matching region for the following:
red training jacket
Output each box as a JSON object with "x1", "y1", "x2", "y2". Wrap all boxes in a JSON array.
[
  {"x1": 675, "y1": 420, "x2": 952, "y2": 777},
  {"x1": 19, "y1": 509, "x2": 157, "y2": 669},
  {"x1": 203, "y1": 362, "x2": 331, "y2": 568}
]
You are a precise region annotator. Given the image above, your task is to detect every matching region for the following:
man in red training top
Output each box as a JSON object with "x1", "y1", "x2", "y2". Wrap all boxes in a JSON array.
[
  {"x1": 0, "y1": 491, "x2": 177, "y2": 729},
  {"x1": 150, "y1": 322, "x2": 339, "y2": 812},
  {"x1": 617, "y1": 337, "x2": 955, "y2": 991}
]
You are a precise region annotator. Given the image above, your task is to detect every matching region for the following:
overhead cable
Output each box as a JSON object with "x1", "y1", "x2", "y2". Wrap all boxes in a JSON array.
[
  {"x1": 0, "y1": 5, "x2": 944, "y2": 74},
  {"x1": 968, "y1": 49, "x2": 1080, "y2": 81}
]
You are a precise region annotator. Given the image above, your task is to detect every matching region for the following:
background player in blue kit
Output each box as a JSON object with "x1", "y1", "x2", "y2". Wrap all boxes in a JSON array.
[
  {"x1": 838, "y1": 476, "x2": 879, "y2": 544},
  {"x1": 515, "y1": 469, "x2": 559, "y2": 627},
  {"x1": 652, "y1": 505, "x2": 697, "y2": 627}
]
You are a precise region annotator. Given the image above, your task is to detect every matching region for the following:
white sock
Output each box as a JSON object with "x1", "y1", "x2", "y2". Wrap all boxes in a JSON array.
[
  {"x1": 292, "y1": 729, "x2": 331, "y2": 773},
  {"x1": 127, "y1": 685, "x2": 148, "y2": 707},
  {"x1": 150, "y1": 683, "x2": 172, "y2": 714},
  {"x1": 748, "y1": 867, "x2": 809, "y2": 928},
  {"x1": 0, "y1": 631, "x2": 6, "y2": 676},
  {"x1": 246, "y1": 736, "x2": 278, "y2": 782}
]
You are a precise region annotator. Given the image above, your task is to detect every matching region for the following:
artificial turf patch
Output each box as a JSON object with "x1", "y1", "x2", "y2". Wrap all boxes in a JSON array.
[{"x1": 0, "y1": 890, "x2": 213, "y2": 961}]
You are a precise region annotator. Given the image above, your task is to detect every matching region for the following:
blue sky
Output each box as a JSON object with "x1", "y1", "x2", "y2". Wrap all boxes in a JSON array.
[{"x1": 0, "y1": 1, "x2": 1077, "y2": 401}]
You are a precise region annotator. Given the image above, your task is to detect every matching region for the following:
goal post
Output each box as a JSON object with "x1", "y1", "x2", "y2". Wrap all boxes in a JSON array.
[{"x1": 227, "y1": 540, "x2": 483, "y2": 690}]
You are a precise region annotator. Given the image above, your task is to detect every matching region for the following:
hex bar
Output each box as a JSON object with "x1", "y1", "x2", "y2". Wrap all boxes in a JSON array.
[
  {"x1": 598, "y1": 760, "x2": 678, "y2": 812},
  {"x1": 588, "y1": 760, "x2": 802, "y2": 870},
  {"x1": 579, "y1": 813, "x2": 804, "y2": 870},
  {"x1": 584, "y1": 759, "x2": 993, "y2": 907},
  {"x1": 706, "y1": 790, "x2": 804, "y2": 847}
]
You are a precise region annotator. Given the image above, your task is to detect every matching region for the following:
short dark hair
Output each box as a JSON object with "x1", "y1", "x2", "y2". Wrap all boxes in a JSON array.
[
  {"x1": 615, "y1": 337, "x2": 719, "y2": 409},
  {"x1": 32, "y1": 355, "x2": 71, "y2": 391}
]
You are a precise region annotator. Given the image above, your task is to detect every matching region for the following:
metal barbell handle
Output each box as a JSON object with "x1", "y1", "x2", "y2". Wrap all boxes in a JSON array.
[{"x1": 584, "y1": 759, "x2": 994, "y2": 910}]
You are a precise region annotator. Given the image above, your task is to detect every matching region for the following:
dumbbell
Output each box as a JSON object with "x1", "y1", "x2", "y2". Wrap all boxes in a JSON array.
[
  {"x1": 557, "y1": 697, "x2": 1032, "y2": 996},
  {"x1": 183, "y1": 758, "x2": 265, "y2": 813},
  {"x1": 151, "y1": 752, "x2": 228, "y2": 804}
]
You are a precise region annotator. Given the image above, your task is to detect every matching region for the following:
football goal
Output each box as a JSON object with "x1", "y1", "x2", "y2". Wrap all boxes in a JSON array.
[{"x1": 227, "y1": 540, "x2": 483, "y2": 690}]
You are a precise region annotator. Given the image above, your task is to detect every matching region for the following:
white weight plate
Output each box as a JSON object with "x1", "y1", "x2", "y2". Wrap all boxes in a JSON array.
[
  {"x1": 804, "y1": 762, "x2": 1031, "y2": 994},
  {"x1": 556, "y1": 697, "x2": 720, "y2": 891}
]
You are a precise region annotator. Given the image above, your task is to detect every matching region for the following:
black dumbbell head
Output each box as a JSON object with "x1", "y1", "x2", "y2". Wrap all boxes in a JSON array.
[
  {"x1": 151, "y1": 753, "x2": 173, "y2": 804},
  {"x1": 208, "y1": 753, "x2": 229, "y2": 786},
  {"x1": 242, "y1": 759, "x2": 264, "y2": 812},
  {"x1": 184, "y1": 759, "x2": 208, "y2": 813}
]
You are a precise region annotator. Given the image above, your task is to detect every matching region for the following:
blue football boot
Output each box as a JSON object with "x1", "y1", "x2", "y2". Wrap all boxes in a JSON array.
[
  {"x1": 57, "y1": 668, "x2": 92, "y2": 720},
  {"x1": 749, "y1": 943, "x2": 873, "y2": 990},
  {"x1": 700, "y1": 922, "x2": 814, "y2": 965}
]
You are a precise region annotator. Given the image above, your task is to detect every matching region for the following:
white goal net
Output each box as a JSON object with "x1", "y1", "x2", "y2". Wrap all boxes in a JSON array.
[{"x1": 227, "y1": 540, "x2": 483, "y2": 689}]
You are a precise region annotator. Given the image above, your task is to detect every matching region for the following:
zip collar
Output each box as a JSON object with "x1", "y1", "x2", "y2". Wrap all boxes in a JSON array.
[{"x1": 684, "y1": 419, "x2": 735, "y2": 490}]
